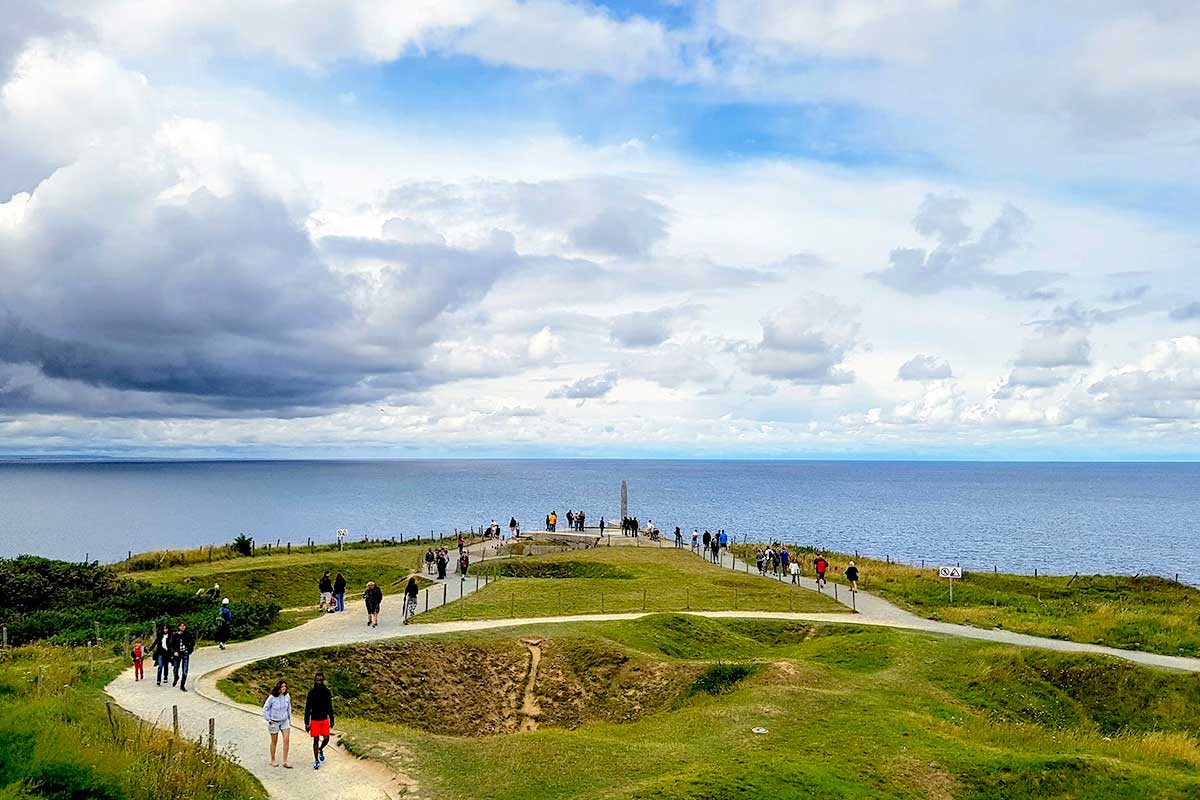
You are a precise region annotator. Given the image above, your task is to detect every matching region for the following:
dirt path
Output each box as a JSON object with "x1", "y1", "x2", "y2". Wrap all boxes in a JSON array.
[
  {"x1": 517, "y1": 638, "x2": 544, "y2": 732},
  {"x1": 106, "y1": 537, "x2": 1200, "y2": 800}
]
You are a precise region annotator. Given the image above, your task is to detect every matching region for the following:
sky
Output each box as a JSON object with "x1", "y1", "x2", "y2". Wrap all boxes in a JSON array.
[{"x1": 0, "y1": 0, "x2": 1199, "y2": 460}]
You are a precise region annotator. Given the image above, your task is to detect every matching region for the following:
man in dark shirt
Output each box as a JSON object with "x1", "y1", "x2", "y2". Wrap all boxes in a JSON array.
[
  {"x1": 169, "y1": 621, "x2": 196, "y2": 691},
  {"x1": 304, "y1": 672, "x2": 335, "y2": 770}
]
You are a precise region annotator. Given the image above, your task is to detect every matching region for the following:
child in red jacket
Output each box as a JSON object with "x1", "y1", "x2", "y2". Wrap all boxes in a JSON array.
[{"x1": 131, "y1": 638, "x2": 146, "y2": 681}]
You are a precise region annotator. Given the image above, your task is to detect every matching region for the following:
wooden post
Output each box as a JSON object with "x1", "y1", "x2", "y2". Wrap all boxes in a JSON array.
[
  {"x1": 1034, "y1": 568, "x2": 1038, "y2": 578},
  {"x1": 733, "y1": 588, "x2": 738, "y2": 610},
  {"x1": 600, "y1": 592, "x2": 605, "y2": 613},
  {"x1": 208, "y1": 718, "x2": 215, "y2": 751},
  {"x1": 834, "y1": 584, "x2": 838, "y2": 602},
  {"x1": 685, "y1": 588, "x2": 689, "y2": 609},
  {"x1": 642, "y1": 588, "x2": 647, "y2": 611},
  {"x1": 88, "y1": 642, "x2": 94, "y2": 672},
  {"x1": 106, "y1": 701, "x2": 118, "y2": 741},
  {"x1": 172, "y1": 705, "x2": 179, "y2": 735},
  {"x1": 510, "y1": 593, "x2": 514, "y2": 618}
]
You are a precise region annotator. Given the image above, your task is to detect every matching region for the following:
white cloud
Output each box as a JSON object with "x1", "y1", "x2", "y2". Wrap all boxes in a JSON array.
[
  {"x1": 748, "y1": 294, "x2": 858, "y2": 385},
  {"x1": 897, "y1": 354, "x2": 952, "y2": 381},
  {"x1": 548, "y1": 371, "x2": 618, "y2": 399}
]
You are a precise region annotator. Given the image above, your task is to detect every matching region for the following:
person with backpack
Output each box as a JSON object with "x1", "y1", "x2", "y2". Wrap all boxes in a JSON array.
[
  {"x1": 152, "y1": 624, "x2": 172, "y2": 686},
  {"x1": 364, "y1": 581, "x2": 383, "y2": 628},
  {"x1": 814, "y1": 554, "x2": 829, "y2": 588},
  {"x1": 403, "y1": 576, "x2": 420, "y2": 623},
  {"x1": 780, "y1": 548, "x2": 790, "y2": 577},
  {"x1": 170, "y1": 621, "x2": 195, "y2": 692},
  {"x1": 304, "y1": 672, "x2": 334, "y2": 770},
  {"x1": 424, "y1": 548, "x2": 435, "y2": 575},
  {"x1": 262, "y1": 679, "x2": 293, "y2": 769},
  {"x1": 130, "y1": 638, "x2": 146, "y2": 682},
  {"x1": 673, "y1": 527, "x2": 682, "y2": 548},
  {"x1": 216, "y1": 598, "x2": 232, "y2": 649},
  {"x1": 333, "y1": 573, "x2": 347, "y2": 612},
  {"x1": 846, "y1": 561, "x2": 860, "y2": 592}
]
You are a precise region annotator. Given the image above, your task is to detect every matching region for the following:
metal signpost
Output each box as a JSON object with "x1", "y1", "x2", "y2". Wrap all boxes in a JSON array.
[
  {"x1": 939, "y1": 565, "x2": 962, "y2": 602},
  {"x1": 336, "y1": 528, "x2": 348, "y2": 551}
]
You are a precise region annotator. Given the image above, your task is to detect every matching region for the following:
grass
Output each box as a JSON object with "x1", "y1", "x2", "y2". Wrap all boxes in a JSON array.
[
  {"x1": 0, "y1": 645, "x2": 265, "y2": 800},
  {"x1": 732, "y1": 544, "x2": 1200, "y2": 658},
  {"x1": 228, "y1": 615, "x2": 1200, "y2": 799},
  {"x1": 416, "y1": 547, "x2": 847, "y2": 621},
  {"x1": 122, "y1": 539, "x2": 457, "y2": 610}
]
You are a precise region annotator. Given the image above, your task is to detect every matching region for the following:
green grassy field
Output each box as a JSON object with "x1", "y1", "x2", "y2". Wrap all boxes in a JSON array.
[
  {"x1": 122, "y1": 540, "x2": 450, "y2": 610},
  {"x1": 733, "y1": 544, "x2": 1200, "y2": 657},
  {"x1": 222, "y1": 614, "x2": 1200, "y2": 799},
  {"x1": 0, "y1": 646, "x2": 265, "y2": 800},
  {"x1": 416, "y1": 546, "x2": 847, "y2": 621}
]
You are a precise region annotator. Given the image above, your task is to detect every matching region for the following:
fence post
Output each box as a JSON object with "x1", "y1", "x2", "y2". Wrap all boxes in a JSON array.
[
  {"x1": 105, "y1": 701, "x2": 117, "y2": 741},
  {"x1": 834, "y1": 584, "x2": 838, "y2": 602},
  {"x1": 642, "y1": 588, "x2": 647, "y2": 611},
  {"x1": 208, "y1": 718, "x2": 215, "y2": 751},
  {"x1": 600, "y1": 592, "x2": 605, "y2": 613},
  {"x1": 172, "y1": 705, "x2": 179, "y2": 735},
  {"x1": 510, "y1": 593, "x2": 514, "y2": 618},
  {"x1": 88, "y1": 642, "x2": 94, "y2": 672},
  {"x1": 733, "y1": 588, "x2": 738, "y2": 610}
]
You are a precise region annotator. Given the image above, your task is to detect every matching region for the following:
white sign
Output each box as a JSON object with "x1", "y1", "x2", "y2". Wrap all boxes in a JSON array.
[{"x1": 938, "y1": 566, "x2": 962, "y2": 579}]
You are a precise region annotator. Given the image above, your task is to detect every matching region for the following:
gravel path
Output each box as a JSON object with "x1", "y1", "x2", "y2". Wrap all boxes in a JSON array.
[{"x1": 106, "y1": 536, "x2": 1200, "y2": 800}]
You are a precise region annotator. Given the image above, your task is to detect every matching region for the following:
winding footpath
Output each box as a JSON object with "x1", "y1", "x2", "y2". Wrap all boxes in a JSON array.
[{"x1": 106, "y1": 536, "x2": 1200, "y2": 800}]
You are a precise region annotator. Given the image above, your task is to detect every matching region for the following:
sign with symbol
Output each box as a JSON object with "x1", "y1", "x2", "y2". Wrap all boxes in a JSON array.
[{"x1": 938, "y1": 566, "x2": 962, "y2": 579}]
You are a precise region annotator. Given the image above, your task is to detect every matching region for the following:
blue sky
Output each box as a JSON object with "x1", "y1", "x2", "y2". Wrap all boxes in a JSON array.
[{"x1": 0, "y1": 1, "x2": 1198, "y2": 459}]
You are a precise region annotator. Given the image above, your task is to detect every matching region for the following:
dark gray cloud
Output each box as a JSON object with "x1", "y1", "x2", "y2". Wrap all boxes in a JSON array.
[
  {"x1": 547, "y1": 371, "x2": 618, "y2": 399},
  {"x1": 871, "y1": 194, "x2": 1062, "y2": 297},
  {"x1": 897, "y1": 354, "x2": 952, "y2": 381},
  {"x1": 1169, "y1": 302, "x2": 1200, "y2": 321},
  {"x1": 0, "y1": 161, "x2": 529, "y2": 416}
]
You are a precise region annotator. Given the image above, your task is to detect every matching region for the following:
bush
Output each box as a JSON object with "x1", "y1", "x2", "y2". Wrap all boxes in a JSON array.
[{"x1": 231, "y1": 534, "x2": 253, "y2": 557}]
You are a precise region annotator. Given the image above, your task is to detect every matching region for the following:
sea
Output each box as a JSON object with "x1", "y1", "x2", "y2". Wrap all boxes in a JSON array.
[{"x1": 0, "y1": 460, "x2": 1196, "y2": 582}]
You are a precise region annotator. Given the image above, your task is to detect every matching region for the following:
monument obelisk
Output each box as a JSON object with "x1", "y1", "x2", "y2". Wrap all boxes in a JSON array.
[{"x1": 620, "y1": 480, "x2": 628, "y2": 521}]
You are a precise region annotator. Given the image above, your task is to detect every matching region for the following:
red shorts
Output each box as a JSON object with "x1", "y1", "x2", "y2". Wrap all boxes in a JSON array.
[{"x1": 308, "y1": 719, "x2": 331, "y2": 737}]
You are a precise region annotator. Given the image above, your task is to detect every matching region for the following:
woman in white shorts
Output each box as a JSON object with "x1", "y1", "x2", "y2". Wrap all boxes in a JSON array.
[{"x1": 263, "y1": 679, "x2": 293, "y2": 768}]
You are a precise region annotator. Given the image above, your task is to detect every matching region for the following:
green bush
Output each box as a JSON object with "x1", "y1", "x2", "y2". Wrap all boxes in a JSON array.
[{"x1": 689, "y1": 663, "x2": 757, "y2": 696}]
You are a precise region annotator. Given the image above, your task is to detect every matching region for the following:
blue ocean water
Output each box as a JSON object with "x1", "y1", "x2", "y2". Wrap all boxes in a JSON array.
[{"x1": 0, "y1": 460, "x2": 1196, "y2": 581}]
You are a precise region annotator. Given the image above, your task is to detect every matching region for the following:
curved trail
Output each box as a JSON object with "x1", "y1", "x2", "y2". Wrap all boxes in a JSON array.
[{"x1": 106, "y1": 537, "x2": 1200, "y2": 800}]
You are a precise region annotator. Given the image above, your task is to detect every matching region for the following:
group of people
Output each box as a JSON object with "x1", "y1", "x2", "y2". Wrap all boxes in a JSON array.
[
  {"x1": 132, "y1": 621, "x2": 198, "y2": 690},
  {"x1": 749, "y1": 546, "x2": 859, "y2": 590},
  {"x1": 482, "y1": 518, "x2": 519, "y2": 540},
  {"x1": 259, "y1": 671, "x2": 336, "y2": 771},
  {"x1": 693, "y1": 529, "x2": 730, "y2": 562},
  {"x1": 318, "y1": 571, "x2": 347, "y2": 613},
  {"x1": 423, "y1": 545, "x2": 469, "y2": 579},
  {"x1": 618, "y1": 516, "x2": 643, "y2": 536}
]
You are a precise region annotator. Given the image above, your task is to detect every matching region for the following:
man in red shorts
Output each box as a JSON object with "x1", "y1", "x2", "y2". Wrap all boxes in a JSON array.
[{"x1": 304, "y1": 671, "x2": 335, "y2": 770}]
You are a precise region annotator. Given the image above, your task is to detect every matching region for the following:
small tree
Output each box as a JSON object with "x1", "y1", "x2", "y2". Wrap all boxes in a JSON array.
[{"x1": 232, "y1": 534, "x2": 254, "y2": 557}]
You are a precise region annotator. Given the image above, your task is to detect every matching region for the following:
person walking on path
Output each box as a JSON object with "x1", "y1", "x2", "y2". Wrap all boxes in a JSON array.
[
  {"x1": 458, "y1": 551, "x2": 470, "y2": 577},
  {"x1": 130, "y1": 638, "x2": 146, "y2": 682},
  {"x1": 814, "y1": 554, "x2": 828, "y2": 589},
  {"x1": 780, "y1": 548, "x2": 790, "y2": 577},
  {"x1": 403, "y1": 576, "x2": 419, "y2": 624},
  {"x1": 599, "y1": 516, "x2": 605, "y2": 536},
  {"x1": 509, "y1": 517, "x2": 518, "y2": 538},
  {"x1": 674, "y1": 527, "x2": 683, "y2": 548},
  {"x1": 304, "y1": 672, "x2": 334, "y2": 770},
  {"x1": 755, "y1": 548, "x2": 765, "y2": 575},
  {"x1": 318, "y1": 572, "x2": 333, "y2": 613},
  {"x1": 709, "y1": 536, "x2": 720, "y2": 565},
  {"x1": 334, "y1": 573, "x2": 347, "y2": 612},
  {"x1": 846, "y1": 561, "x2": 859, "y2": 592},
  {"x1": 263, "y1": 679, "x2": 293, "y2": 769},
  {"x1": 718, "y1": 530, "x2": 729, "y2": 557},
  {"x1": 152, "y1": 624, "x2": 171, "y2": 686},
  {"x1": 170, "y1": 621, "x2": 195, "y2": 692},
  {"x1": 691, "y1": 529, "x2": 699, "y2": 553},
  {"x1": 789, "y1": 560, "x2": 800, "y2": 584},
  {"x1": 701, "y1": 529, "x2": 711, "y2": 556},
  {"x1": 216, "y1": 598, "x2": 232, "y2": 649},
  {"x1": 364, "y1": 581, "x2": 383, "y2": 628},
  {"x1": 436, "y1": 548, "x2": 448, "y2": 580},
  {"x1": 424, "y1": 548, "x2": 435, "y2": 575}
]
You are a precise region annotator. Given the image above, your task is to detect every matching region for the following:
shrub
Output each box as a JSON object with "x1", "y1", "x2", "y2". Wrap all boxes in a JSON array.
[
  {"x1": 690, "y1": 663, "x2": 757, "y2": 696},
  {"x1": 231, "y1": 534, "x2": 254, "y2": 557}
]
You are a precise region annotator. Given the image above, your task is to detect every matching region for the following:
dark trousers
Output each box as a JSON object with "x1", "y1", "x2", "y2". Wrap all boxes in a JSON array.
[
  {"x1": 156, "y1": 653, "x2": 170, "y2": 684},
  {"x1": 173, "y1": 654, "x2": 190, "y2": 689}
]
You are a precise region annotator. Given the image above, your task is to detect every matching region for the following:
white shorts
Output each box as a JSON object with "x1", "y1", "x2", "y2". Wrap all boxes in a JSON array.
[{"x1": 267, "y1": 720, "x2": 289, "y2": 735}]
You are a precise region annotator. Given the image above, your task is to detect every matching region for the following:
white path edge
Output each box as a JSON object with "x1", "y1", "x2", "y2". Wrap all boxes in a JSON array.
[{"x1": 106, "y1": 536, "x2": 1200, "y2": 800}]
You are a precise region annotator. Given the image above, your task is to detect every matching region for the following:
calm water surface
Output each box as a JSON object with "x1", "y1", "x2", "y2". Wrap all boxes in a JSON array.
[{"x1": 0, "y1": 460, "x2": 1195, "y2": 581}]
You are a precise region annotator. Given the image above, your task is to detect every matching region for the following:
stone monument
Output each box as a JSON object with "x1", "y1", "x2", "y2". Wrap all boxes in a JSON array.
[{"x1": 620, "y1": 480, "x2": 628, "y2": 521}]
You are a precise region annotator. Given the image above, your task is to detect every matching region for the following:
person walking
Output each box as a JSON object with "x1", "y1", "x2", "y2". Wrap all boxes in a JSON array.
[
  {"x1": 789, "y1": 560, "x2": 800, "y2": 584},
  {"x1": 334, "y1": 573, "x2": 347, "y2": 612},
  {"x1": 458, "y1": 551, "x2": 470, "y2": 577},
  {"x1": 152, "y1": 624, "x2": 172, "y2": 686},
  {"x1": 846, "y1": 561, "x2": 859, "y2": 592},
  {"x1": 673, "y1": 527, "x2": 682, "y2": 548},
  {"x1": 691, "y1": 529, "x2": 699, "y2": 553},
  {"x1": 814, "y1": 554, "x2": 828, "y2": 588},
  {"x1": 424, "y1": 548, "x2": 435, "y2": 575},
  {"x1": 304, "y1": 672, "x2": 334, "y2": 770},
  {"x1": 780, "y1": 548, "x2": 790, "y2": 577},
  {"x1": 263, "y1": 679, "x2": 293, "y2": 768},
  {"x1": 509, "y1": 516, "x2": 518, "y2": 538},
  {"x1": 701, "y1": 529, "x2": 711, "y2": 555},
  {"x1": 364, "y1": 581, "x2": 383, "y2": 628},
  {"x1": 755, "y1": 548, "x2": 765, "y2": 575},
  {"x1": 436, "y1": 548, "x2": 448, "y2": 580},
  {"x1": 709, "y1": 536, "x2": 720, "y2": 564},
  {"x1": 170, "y1": 621, "x2": 195, "y2": 692},
  {"x1": 599, "y1": 516, "x2": 605, "y2": 536},
  {"x1": 718, "y1": 529, "x2": 729, "y2": 556},
  {"x1": 130, "y1": 638, "x2": 146, "y2": 682},
  {"x1": 403, "y1": 576, "x2": 419, "y2": 624},
  {"x1": 216, "y1": 598, "x2": 232, "y2": 649},
  {"x1": 318, "y1": 572, "x2": 333, "y2": 613}
]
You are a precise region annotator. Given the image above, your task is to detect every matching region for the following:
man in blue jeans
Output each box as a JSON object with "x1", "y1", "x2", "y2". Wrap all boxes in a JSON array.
[{"x1": 170, "y1": 621, "x2": 196, "y2": 692}]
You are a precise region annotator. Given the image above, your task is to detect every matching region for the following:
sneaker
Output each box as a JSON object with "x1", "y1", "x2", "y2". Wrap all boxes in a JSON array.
[
  {"x1": 367, "y1": 621, "x2": 371, "y2": 627},
  {"x1": 181, "y1": 686, "x2": 188, "y2": 692},
  {"x1": 314, "y1": 761, "x2": 321, "y2": 770},
  {"x1": 318, "y1": 750, "x2": 325, "y2": 762}
]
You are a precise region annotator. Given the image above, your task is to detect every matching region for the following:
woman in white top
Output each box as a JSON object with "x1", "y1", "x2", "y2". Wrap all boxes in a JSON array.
[{"x1": 262, "y1": 680, "x2": 293, "y2": 768}]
